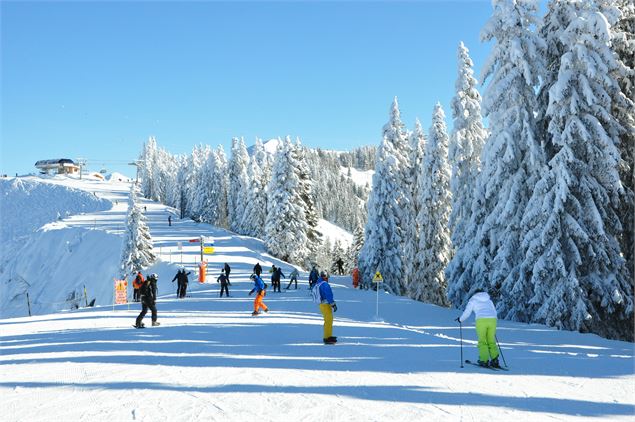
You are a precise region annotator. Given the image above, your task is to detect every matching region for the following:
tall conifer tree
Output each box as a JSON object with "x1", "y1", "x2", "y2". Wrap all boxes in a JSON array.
[
  {"x1": 410, "y1": 104, "x2": 452, "y2": 306},
  {"x1": 447, "y1": 0, "x2": 545, "y2": 309},
  {"x1": 518, "y1": 5, "x2": 633, "y2": 340},
  {"x1": 120, "y1": 183, "x2": 156, "y2": 277}
]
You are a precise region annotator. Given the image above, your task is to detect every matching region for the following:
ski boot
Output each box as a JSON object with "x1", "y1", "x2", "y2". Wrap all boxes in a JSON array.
[
  {"x1": 477, "y1": 360, "x2": 489, "y2": 367},
  {"x1": 152, "y1": 321, "x2": 161, "y2": 327},
  {"x1": 489, "y1": 357, "x2": 500, "y2": 368},
  {"x1": 323, "y1": 337, "x2": 337, "y2": 345},
  {"x1": 251, "y1": 311, "x2": 260, "y2": 316},
  {"x1": 134, "y1": 323, "x2": 145, "y2": 329}
]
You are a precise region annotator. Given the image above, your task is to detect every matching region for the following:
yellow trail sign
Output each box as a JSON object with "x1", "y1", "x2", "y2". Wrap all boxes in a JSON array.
[
  {"x1": 203, "y1": 246, "x2": 215, "y2": 254},
  {"x1": 372, "y1": 271, "x2": 383, "y2": 283}
]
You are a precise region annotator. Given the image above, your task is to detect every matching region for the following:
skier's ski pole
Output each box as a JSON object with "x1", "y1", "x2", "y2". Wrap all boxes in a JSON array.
[
  {"x1": 495, "y1": 334, "x2": 507, "y2": 367},
  {"x1": 459, "y1": 320, "x2": 464, "y2": 368}
]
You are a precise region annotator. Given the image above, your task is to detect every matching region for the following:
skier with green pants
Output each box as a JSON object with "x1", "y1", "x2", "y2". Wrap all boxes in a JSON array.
[{"x1": 457, "y1": 290, "x2": 500, "y2": 368}]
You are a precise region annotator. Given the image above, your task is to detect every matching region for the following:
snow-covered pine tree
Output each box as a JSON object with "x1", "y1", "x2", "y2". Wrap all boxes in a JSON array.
[
  {"x1": 316, "y1": 237, "x2": 333, "y2": 271},
  {"x1": 159, "y1": 148, "x2": 180, "y2": 208},
  {"x1": 241, "y1": 139, "x2": 268, "y2": 237},
  {"x1": 198, "y1": 148, "x2": 226, "y2": 226},
  {"x1": 350, "y1": 223, "x2": 365, "y2": 267},
  {"x1": 139, "y1": 136, "x2": 159, "y2": 201},
  {"x1": 173, "y1": 155, "x2": 189, "y2": 218},
  {"x1": 292, "y1": 138, "x2": 322, "y2": 264},
  {"x1": 264, "y1": 139, "x2": 310, "y2": 265},
  {"x1": 214, "y1": 145, "x2": 229, "y2": 228},
  {"x1": 397, "y1": 119, "x2": 423, "y2": 296},
  {"x1": 358, "y1": 98, "x2": 409, "y2": 294},
  {"x1": 447, "y1": 0, "x2": 545, "y2": 310},
  {"x1": 409, "y1": 104, "x2": 451, "y2": 307},
  {"x1": 518, "y1": 6, "x2": 633, "y2": 340},
  {"x1": 607, "y1": 0, "x2": 635, "y2": 282},
  {"x1": 228, "y1": 137, "x2": 250, "y2": 234},
  {"x1": 409, "y1": 119, "x2": 426, "y2": 218},
  {"x1": 189, "y1": 145, "x2": 213, "y2": 222},
  {"x1": 120, "y1": 182, "x2": 156, "y2": 278},
  {"x1": 448, "y1": 41, "x2": 487, "y2": 255}
]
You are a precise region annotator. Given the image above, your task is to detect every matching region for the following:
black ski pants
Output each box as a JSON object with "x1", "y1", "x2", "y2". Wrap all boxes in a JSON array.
[
  {"x1": 136, "y1": 300, "x2": 157, "y2": 325},
  {"x1": 179, "y1": 282, "x2": 188, "y2": 298},
  {"x1": 220, "y1": 283, "x2": 229, "y2": 297}
]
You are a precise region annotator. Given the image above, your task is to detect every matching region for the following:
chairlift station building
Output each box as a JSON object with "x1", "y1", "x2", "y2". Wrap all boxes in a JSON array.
[{"x1": 34, "y1": 159, "x2": 80, "y2": 175}]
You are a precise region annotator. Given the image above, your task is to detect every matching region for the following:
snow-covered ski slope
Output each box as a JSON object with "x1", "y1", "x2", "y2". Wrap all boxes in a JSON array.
[{"x1": 1, "y1": 176, "x2": 634, "y2": 422}]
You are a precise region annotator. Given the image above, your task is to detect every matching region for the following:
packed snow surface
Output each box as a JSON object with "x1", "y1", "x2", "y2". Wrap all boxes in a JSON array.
[
  {"x1": 1, "y1": 176, "x2": 634, "y2": 422},
  {"x1": 340, "y1": 166, "x2": 374, "y2": 188},
  {"x1": 318, "y1": 218, "x2": 353, "y2": 248}
]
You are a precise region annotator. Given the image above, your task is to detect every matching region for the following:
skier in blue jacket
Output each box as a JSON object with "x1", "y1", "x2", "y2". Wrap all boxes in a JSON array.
[
  {"x1": 313, "y1": 271, "x2": 337, "y2": 344},
  {"x1": 248, "y1": 274, "x2": 268, "y2": 316}
]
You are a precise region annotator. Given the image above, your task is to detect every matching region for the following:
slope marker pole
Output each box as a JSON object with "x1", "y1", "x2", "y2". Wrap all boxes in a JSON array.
[{"x1": 459, "y1": 321, "x2": 464, "y2": 368}]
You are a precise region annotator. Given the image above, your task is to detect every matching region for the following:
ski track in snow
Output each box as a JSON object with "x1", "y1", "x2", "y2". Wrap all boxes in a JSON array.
[{"x1": 1, "y1": 176, "x2": 634, "y2": 422}]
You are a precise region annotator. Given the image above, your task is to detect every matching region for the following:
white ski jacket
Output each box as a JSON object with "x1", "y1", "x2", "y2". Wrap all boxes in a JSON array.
[{"x1": 458, "y1": 292, "x2": 497, "y2": 323}]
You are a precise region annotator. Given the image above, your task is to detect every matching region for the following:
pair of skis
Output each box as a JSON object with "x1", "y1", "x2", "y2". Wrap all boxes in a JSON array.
[{"x1": 464, "y1": 359, "x2": 509, "y2": 371}]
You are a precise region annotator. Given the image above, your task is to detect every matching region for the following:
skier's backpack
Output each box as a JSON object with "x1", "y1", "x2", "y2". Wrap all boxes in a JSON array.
[
  {"x1": 133, "y1": 273, "x2": 144, "y2": 289},
  {"x1": 311, "y1": 281, "x2": 323, "y2": 304}
]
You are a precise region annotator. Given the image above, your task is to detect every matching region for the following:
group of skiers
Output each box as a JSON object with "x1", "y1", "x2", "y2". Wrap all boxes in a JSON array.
[
  {"x1": 171, "y1": 268, "x2": 191, "y2": 298},
  {"x1": 132, "y1": 263, "x2": 499, "y2": 363},
  {"x1": 246, "y1": 263, "x2": 337, "y2": 344}
]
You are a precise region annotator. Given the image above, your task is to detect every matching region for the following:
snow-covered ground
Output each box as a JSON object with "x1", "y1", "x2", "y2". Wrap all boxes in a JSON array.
[
  {"x1": 340, "y1": 166, "x2": 373, "y2": 189},
  {"x1": 1, "y1": 176, "x2": 634, "y2": 421},
  {"x1": 318, "y1": 219, "x2": 353, "y2": 248}
]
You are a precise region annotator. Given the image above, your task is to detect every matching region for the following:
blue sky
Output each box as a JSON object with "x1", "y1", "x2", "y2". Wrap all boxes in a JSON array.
[{"x1": 2, "y1": 1, "x2": 495, "y2": 177}]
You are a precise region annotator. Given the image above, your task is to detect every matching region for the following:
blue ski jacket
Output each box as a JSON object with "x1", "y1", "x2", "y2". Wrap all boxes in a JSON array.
[
  {"x1": 318, "y1": 277, "x2": 334, "y2": 304},
  {"x1": 253, "y1": 274, "x2": 265, "y2": 292}
]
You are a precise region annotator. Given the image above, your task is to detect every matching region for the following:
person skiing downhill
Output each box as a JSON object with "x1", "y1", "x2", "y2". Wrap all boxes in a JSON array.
[
  {"x1": 217, "y1": 269, "x2": 231, "y2": 297},
  {"x1": 248, "y1": 274, "x2": 269, "y2": 316},
  {"x1": 313, "y1": 271, "x2": 337, "y2": 344},
  {"x1": 456, "y1": 290, "x2": 500, "y2": 367},
  {"x1": 285, "y1": 268, "x2": 300, "y2": 289},
  {"x1": 135, "y1": 273, "x2": 160, "y2": 328}
]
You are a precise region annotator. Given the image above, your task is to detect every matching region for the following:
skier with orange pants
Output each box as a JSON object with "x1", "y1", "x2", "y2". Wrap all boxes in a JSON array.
[
  {"x1": 248, "y1": 274, "x2": 269, "y2": 316},
  {"x1": 352, "y1": 267, "x2": 360, "y2": 288}
]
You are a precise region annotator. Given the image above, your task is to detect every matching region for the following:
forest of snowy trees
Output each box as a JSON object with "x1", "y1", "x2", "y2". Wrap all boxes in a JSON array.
[
  {"x1": 136, "y1": 0, "x2": 633, "y2": 341},
  {"x1": 360, "y1": 0, "x2": 633, "y2": 341},
  {"x1": 137, "y1": 136, "x2": 374, "y2": 271}
]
